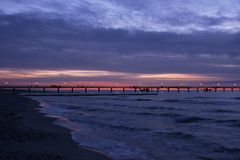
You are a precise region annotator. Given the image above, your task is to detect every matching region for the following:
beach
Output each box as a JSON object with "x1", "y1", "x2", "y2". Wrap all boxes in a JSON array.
[{"x1": 0, "y1": 91, "x2": 110, "y2": 160}]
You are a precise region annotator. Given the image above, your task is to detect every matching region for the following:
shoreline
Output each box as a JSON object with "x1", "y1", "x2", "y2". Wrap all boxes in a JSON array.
[{"x1": 0, "y1": 90, "x2": 111, "y2": 160}]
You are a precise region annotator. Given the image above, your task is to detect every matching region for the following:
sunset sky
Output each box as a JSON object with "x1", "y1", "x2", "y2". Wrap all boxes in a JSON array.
[{"x1": 0, "y1": 0, "x2": 239, "y2": 85}]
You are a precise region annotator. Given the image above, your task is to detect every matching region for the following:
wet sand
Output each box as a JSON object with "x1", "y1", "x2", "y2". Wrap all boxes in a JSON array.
[{"x1": 0, "y1": 91, "x2": 111, "y2": 160}]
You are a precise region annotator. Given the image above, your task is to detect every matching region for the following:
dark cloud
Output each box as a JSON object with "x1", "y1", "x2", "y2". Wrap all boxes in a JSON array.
[
  {"x1": 1, "y1": 0, "x2": 240, "y2": 33},
  {"x1": 0, "y1": 0, "x2": 240, "y2": 84},
  {"x1": 0, "y1": 13, "x2": 239, "y2": 81}
]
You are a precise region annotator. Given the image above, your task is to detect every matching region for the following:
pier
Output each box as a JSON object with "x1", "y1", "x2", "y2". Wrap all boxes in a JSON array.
[{"x1": 0, "y1": 85, "x2": 239, "y2": 95}]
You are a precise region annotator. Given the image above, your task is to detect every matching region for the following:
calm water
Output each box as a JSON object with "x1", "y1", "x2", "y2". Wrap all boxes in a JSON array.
[{"x1": 32, "y1": 91, "x2": 240, "y2": 160}]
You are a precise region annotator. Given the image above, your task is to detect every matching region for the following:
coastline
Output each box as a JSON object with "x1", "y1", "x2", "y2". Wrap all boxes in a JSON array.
[{"x1": 0, "y1": 90, "x2": 111, "y2": 160}]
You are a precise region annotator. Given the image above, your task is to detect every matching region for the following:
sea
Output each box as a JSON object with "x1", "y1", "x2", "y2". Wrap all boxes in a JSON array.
[{"x1": 31, "y1": 90, "x2": 240, "y2": 160}]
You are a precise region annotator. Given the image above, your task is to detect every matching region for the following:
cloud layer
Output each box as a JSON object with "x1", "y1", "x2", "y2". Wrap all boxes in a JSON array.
[
  {"x1": 1, "y1": 0, "x2": 240, "y2": 33},
  {"x1": 0, "y1": 1, "x2": 239, "y2": 84}
]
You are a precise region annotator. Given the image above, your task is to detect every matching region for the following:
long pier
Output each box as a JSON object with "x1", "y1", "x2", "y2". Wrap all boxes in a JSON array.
[{"x1": 0, "y1": 85, "x2": 239, "y2": 93}]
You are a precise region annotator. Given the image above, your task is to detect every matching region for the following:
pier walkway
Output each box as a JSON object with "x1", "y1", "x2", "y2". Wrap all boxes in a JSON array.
[{"x1": 0, "y1": 85, "x2": 239, "y2": 94}]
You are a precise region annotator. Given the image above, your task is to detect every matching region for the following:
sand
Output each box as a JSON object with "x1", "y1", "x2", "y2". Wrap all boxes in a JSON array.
[{"x1": 0, "y1": 91, "x2": 111, "y2": 160}]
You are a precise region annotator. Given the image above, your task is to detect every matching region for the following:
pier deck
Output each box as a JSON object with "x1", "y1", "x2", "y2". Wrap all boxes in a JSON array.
[{"x1": 0, "y1": 85, "x2": 239, "y2": 95}]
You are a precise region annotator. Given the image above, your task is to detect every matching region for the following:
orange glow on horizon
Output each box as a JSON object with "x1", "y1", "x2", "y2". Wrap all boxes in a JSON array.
[
  {"x1": 137, "y1": 73, "x2": 219, "y2": 81},
  {"x1": 0, "y1": 69, "x2": 226, "y2": 83},
  {"x1": 0, "y1": 69, "x2": 126, "y2": 78}
]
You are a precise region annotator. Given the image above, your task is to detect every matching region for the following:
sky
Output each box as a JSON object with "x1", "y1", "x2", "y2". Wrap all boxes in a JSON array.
[{"x1": 0, "y1": 0, "x2": 239, "y2": 85}]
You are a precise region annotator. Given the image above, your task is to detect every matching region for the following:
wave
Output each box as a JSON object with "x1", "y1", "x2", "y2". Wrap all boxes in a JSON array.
[
  {"x1": 66, "y1": 105, "x2": 82, "y2": 109},
  {"x1": 136, "y1": 98, "x2": 152, "y2": 101},
  {"x1": 175, "y1": 116, "x2": 208, "y2": 124},
  {"x1": 82, "y1": 108, "x2": 129, "y2": 115},
  {"x1": 136, "y1": 112, "x2": 182, "y2": 118},
  {"x1": 160, "y1": 112, "x2": 182, "y2": 118},
  {"x1": 144, "y1": 106, "x2": 158, "y2": 110},
  {"x1": 143, "y1": 106, "x2": 184, "y2": 111},
  {"x1": 197, "y1": 141, "x2": 240, "y2": 158},
  {"x1": 213, "y1": 146, "x2": 240, "y2": 154},
  {"x1": 161, "y1": 99, "x2": 181, "y2": 103},
  {"x1": 158, "y1": 99, "x2": 199, "y2": 104},
  {"x1": 215, "y1": 119, "x2": 240, "y2": 128},
  {"x1": 153, "y1": 130, "x2": 196, "y2": 141},
  {"x1": 191, "y1": 96, "x2": 219, "y2": 100},
  {"x1": 71, "y1": 115, "x2": 151, "y2": 133},
  {"x1": 194, "y1": 138, "x2": 240, "y2": 156},
  {"x1": 84, "y1": 108, "x2": 107, "y2": 112},
  {"x1": 213, "y1": 109, "x2": 238, "y2": 113},
  {"x1": 158, "y1": 98, "x2": 233, "y2": 106},
  {"x1": 161, "y1": 130, "x2": 240, "y2": 155},
  {"x1": 215, "y1": 119, "x2": 240, "y2": 123},
  {"x1": 198, "y1": 156, "x2": 217, "y2": 160},
  {"x1": 81, "y1": 107, "x2": 184, "y2": 119},
  {"x1": 114, "y1": 104, "x2": 127, "y2": 107},
  {"x1": 136, "y1": 112, "x2": 156, "y2": 116},
  {"x1": 167, "y1": 131, "x2": 195, "y2": 140},
  {"x1": 107, "y1": 124, "x2": 151, "y2": 132},
  {"x1": 192, "y1": 96, "x2": 207, "y2": 99}
]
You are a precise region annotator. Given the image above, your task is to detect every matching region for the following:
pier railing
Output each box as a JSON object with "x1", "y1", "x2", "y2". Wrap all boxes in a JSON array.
[{"x1": 0, "y1": 85, "x2": 239, "y2": 93}]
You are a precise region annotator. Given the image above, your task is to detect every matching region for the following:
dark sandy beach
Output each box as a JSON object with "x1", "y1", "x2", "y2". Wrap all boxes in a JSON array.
[{"x1": 0, "y1": 91, "x2": 111, "y2": 160}]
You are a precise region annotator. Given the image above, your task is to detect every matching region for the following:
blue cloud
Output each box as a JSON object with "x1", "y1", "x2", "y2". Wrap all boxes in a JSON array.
[
  {"x1": 0, "y1": 0, "x2": 240, "y2": 33},
  {"x1": 0, "y1": 1, "x2": 239, "y2": 82}
]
